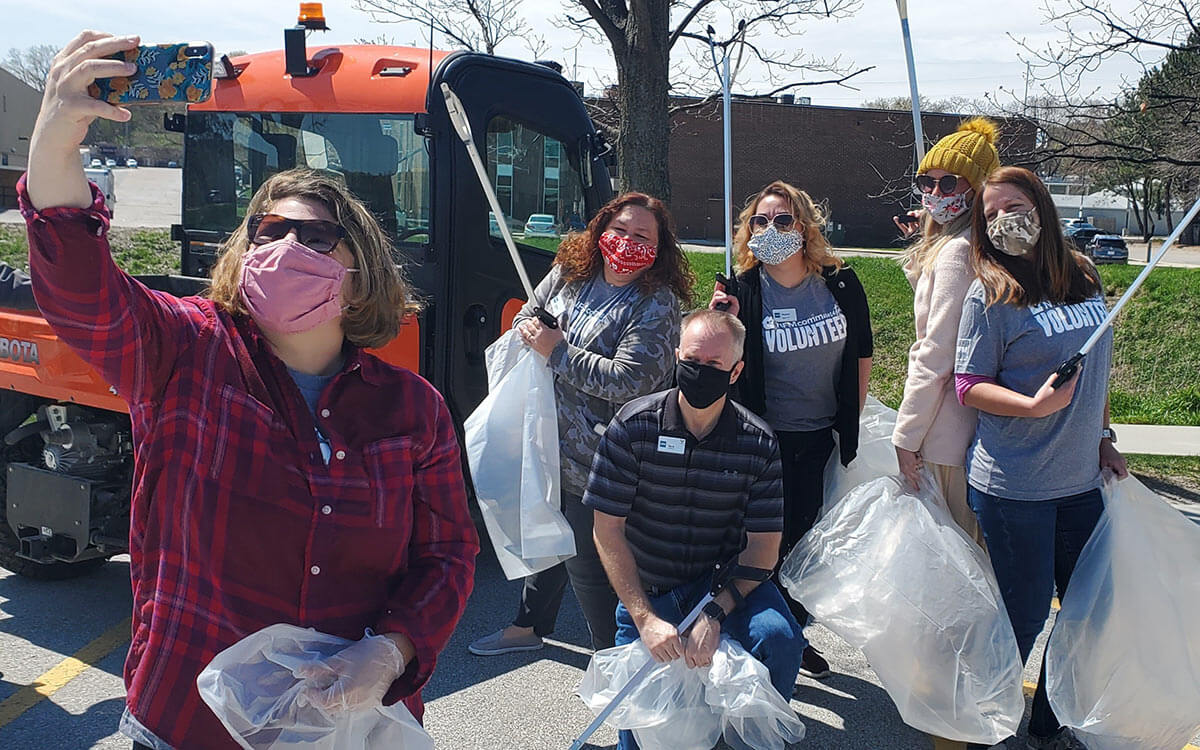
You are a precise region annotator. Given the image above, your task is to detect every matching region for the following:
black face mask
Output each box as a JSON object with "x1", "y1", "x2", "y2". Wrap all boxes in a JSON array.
[{"x1": 676, "y1": 359, "x2": 732, "y2": 409}]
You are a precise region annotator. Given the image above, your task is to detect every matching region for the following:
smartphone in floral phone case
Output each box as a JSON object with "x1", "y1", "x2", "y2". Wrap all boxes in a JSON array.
[{"x1": 88, "y1": 43, "x2": 214, "y2": 104}]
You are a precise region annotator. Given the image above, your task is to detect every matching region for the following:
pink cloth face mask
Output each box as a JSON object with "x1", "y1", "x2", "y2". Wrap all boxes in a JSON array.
[{"x1": 239, "y1": 238, "x2": 355, "y2": 335}]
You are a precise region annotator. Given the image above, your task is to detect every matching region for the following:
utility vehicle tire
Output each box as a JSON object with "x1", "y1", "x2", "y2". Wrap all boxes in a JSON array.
[{"x1": 0, "y1": 393, "x2": 108, "y2": 579}]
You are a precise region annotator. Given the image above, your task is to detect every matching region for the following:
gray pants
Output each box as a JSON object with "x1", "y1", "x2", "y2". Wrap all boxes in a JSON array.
[{"x1": 513, "y1": 490, "x2": 618, "y2": 650}]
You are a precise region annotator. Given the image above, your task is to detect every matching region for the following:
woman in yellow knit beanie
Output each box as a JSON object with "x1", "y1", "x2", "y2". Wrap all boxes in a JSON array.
[
  {"x1": 892, "y1": 114, "x2": 1005, "y2": 750},
  {"x1": 891, "y1": 117, "x2": 1000, "y2": 551}
]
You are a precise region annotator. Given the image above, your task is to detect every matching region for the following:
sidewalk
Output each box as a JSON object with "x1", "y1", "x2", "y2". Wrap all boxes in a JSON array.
[{"x1": 1110, "y1": 424, "x2": 1200, "y2": 456}]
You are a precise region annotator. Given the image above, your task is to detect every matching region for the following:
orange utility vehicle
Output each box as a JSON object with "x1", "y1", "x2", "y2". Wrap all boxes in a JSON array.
[{"x1": 0, "y1": 5, "x2": 612, "y2": 578}]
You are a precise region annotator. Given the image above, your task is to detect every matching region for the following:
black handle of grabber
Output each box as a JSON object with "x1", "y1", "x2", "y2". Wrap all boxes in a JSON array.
[
  {"x1": 714, "y1": 272, "x2": 738, "y2": 312},
  {"x1": 1051, "y1": 352, "x2": 1084, "y2": 389},
  {"x1": 534, "y1": 306, "x2": 560, "y2": 330}
]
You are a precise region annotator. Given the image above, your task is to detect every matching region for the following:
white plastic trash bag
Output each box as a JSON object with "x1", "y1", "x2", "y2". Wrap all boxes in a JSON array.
[
  {"x1": 824, "y1": 395, "x2": 899, "y2": 508},
  {"x1": 197, "y1": 624, "x2": 432, "y2": 750},
  {"x1": 780, "y1": 474, "x2": 1023, "y2": 744},
  {"x1": 577, "y1": 638, "x2": 805, "y2": 750},
  {"x1": 465, "y1": 330, "x2": 575, "y2": 579},
  {"x1": 1046, "y1": 475, "x2": 1200, "y2": 750}
]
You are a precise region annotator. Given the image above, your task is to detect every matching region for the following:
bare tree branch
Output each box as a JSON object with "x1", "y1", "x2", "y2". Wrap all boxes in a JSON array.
[
  {"x1": 2, "y1": 44, "x2": 57, "y2": 91},
  {"x1": 353, "y1": 0, "x2": 531, "y2": 54}
]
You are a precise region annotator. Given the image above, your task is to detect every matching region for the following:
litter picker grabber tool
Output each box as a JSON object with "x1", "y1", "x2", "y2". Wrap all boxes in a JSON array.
[
  {"x1": 440, "y1": 82, "x2": 559, "y2": 330},
  {"x1": 895, "y1": 0, "x2": 926, "y2": 165},
  {"x1": 1050, "y1": 192, "x2": 1200, "y2": 389},
  {"x1": 568, "y1": 560, "x2": 773, "y2": 749}
]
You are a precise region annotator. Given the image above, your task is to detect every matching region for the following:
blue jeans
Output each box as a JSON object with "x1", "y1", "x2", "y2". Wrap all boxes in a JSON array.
[
  {"x1": 613, "y1": 575, "x2": 806, "y2": 750},
  {"x1": 968, "y1": 486, "x2": 1104, "y2": 739}
]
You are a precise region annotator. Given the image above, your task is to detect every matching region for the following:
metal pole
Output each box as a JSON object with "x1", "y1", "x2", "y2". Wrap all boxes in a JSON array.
[
  {"x1": 722, "y1": 50, "x2": 733, "y2": 278},
  {"x1": 1051, "y1": 192, "x2": 1200, "y2": 387},
  {"x1": 895, "y1": 0, "x2": 925, "y2": 165},
  {"x1": 568, "y1": 593, "x2": 714, "y2": 750}
]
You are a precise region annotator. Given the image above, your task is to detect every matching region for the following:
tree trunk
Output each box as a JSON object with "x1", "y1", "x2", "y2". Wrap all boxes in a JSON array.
[
  {"x1": 1139, "y1": 179, "x2": 1154, "y2": 245},
  {"x1": 1163, "y1": 177, "x2": 1175, "y2": 235},
  {"x1": 612, "y1": 1, "x2": 672, "y2": 202},
  {"x1": 1126, "y1": 179, "x2": 1147, "y2": 241}
]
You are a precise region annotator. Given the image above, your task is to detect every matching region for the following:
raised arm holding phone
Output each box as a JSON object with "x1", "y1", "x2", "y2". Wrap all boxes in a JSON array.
[{"x1": 25, "y1": 31, "x2": 477, "y2": 750}]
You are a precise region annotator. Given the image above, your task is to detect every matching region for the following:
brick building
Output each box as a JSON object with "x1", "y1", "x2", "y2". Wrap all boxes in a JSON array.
[{"x1": 649, "y1": 98, "x2": 1036, "y2": 247}]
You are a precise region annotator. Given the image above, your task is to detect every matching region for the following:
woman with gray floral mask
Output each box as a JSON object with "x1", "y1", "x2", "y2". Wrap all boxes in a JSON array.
[
  {"x1": 956, "y1": 167, "x2": 1127, "y2": 750},
  {"x1": 891, "y1": 118, "x2": 1001, "y2": 555},
  {"x1": 708, "y1": 180, "x2": 873, "y2": 682}
]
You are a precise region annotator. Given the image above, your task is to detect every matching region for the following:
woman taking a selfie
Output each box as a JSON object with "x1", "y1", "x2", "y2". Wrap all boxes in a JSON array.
[{"x1": 23, "y1": 32, "x2": 477, "y2": 749}]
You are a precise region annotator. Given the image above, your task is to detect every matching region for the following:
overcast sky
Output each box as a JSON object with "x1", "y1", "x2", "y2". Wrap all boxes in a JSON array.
[{"x1": 1, "y1": 0, "x2": 1157, "y2": 108}]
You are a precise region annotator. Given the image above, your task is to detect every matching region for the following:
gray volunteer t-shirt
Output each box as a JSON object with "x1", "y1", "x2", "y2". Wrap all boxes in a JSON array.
[
  {"x1": 760, "y1": 270, "x2": 847, "y2": 431},
  {"x1": 555, "y1": 274, "x2": 638, "y2": 349},
  {"x1": 955, "y1": 279, "x2": 1113, "y2": 500}
]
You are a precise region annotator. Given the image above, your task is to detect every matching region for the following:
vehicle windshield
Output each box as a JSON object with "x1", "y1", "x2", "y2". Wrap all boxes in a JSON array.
[{"x1": 184, "y1": 112, "x2": 431, "y2": 246}]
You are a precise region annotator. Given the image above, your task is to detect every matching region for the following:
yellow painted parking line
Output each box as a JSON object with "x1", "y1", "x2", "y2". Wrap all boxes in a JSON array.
[{"x1": 0, "y1": 616, "x2": 131, "y2": 729}]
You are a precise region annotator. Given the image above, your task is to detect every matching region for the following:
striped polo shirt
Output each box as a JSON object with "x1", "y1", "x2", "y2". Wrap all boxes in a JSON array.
[{"x1": 583, "y1": 389, "x2": 784, "y2": 592}]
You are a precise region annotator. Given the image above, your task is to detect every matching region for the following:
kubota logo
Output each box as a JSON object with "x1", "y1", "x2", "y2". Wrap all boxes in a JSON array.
[{"x1": 0, "y1": 338, "x2": 40, "y2": 364}]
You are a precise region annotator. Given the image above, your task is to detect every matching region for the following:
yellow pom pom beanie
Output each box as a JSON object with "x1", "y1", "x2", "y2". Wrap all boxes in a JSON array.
[{"x1": 918, "y1": 117, "x2": 1001, "y2": 191}]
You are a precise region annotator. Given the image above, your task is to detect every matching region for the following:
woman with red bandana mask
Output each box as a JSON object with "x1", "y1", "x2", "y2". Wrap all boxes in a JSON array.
[
  {"x1": 708, "y1": 179, "x2": 874, "y2": 682},
  {"x1": 469, "y1": 192, "x2": 694, "y2": 657},
  {"x1": 22, "y1": 32, "x2": 477, "y2": 750}
]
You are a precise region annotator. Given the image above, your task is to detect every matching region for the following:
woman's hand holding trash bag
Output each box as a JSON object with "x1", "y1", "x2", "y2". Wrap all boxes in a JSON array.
[
  {"x1": 895, "y1": 446, "x2": 924, "y2": 490},
  {"x1": 296, "y1": 633, "x2": 406, "y2": 713},
  {"x1": 1099, "y1": 436, "x2": 1128, "y2": 479},
  {"x1": 517, "y1": 315, "x2": 565, "y2": 358}
]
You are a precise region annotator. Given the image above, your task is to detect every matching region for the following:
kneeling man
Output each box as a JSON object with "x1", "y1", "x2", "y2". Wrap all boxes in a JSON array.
[{"x1": 586, "y1": 309, "x2": 806, "y2": 750}]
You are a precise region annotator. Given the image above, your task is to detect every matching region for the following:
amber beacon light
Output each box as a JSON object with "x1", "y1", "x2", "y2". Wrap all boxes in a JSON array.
[{"x1": 298, "y1": 3, "x2": 329, "y2": 30}]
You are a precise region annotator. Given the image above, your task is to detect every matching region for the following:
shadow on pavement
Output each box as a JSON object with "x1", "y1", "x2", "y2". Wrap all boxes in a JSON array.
[
  {"x1": 424, "y1": 545, "x2": 596, "y2": 704},
  {"x1": 791, "y1": 671, "x2": 931, "y2": 748},
  {"x1": 0, "y1": 558, "x2": 131, "y2": 682}
]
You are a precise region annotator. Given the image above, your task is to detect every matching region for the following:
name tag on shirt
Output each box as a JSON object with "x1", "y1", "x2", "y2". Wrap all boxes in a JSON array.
[
  {"x1": 772, "y1": 308, "x2": 798, "y2": 323},
  {"x1": 657, "y1": 436, "x2": 686, "y2": 455}
]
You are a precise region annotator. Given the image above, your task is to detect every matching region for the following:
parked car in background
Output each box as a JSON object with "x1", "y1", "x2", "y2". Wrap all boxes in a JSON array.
[
  {"x1": 104, "y1": 158, "x2": 116, "y2": 167},
  {"x1": 83, "y1": 167, "x2": 116, "y2": 217},
  {"x1": 1065, "y1": 221, "x2": 1101, "y2": 249},
  {"x1": 167, "y1": 160, "x2": 179, "y2": 168},
  {"x1": 1085, "y1": 234, "x2": 1129, "y2": 264},
  {"x1": 90, "y1": 158, "x2": 102, "y2": 168},
  {"x1": 126, "y1": 158, "x2": 138, "y2": 168},
  {"x1": 523, "y1": 213, "x2": 558, "y2": 237}
]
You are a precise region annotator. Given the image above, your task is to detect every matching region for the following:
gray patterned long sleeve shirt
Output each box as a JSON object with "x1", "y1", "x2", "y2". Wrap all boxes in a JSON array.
[{"x1": 514, "y1": 265, "x2": 682, "y2": 496}]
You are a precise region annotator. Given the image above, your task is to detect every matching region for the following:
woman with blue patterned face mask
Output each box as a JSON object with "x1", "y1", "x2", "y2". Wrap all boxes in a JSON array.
[{"x1": 708, "y1": 180, "x2": 874, "y2": 684}]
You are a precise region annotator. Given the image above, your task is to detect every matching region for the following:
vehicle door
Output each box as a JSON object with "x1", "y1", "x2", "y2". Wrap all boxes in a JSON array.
[{"x1": 424, "y1": 52, "x2": 612, "y2": 424}]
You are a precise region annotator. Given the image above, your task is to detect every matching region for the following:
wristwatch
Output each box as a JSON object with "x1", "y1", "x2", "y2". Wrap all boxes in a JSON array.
[
  {"x1": 702, "y1": 600, "x2": 727, "y2": 623},
  {"x1": 1101, "y1": 427, "x2": 1117, "y2": 443}
]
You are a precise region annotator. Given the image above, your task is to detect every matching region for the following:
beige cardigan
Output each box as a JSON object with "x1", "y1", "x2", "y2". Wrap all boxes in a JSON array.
[{"x1": 892, "y1": 233, "x2": 979, "y2": 467}]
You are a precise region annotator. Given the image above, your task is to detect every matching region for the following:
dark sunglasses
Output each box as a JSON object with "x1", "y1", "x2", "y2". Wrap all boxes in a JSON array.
[
  {"x1": 247, "y1": 213, "x2": 346, "y2": 254},
  {"x1": 748, "y1": 213, "x2": 796, "y2": 232},
  {"x1": 915, "y1": 174, "x2": 964, "y2": 194}
]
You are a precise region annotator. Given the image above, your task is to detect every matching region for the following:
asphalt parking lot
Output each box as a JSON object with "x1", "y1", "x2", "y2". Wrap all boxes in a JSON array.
[{"x1": 4, "y1": 530, "x2": 1169, "y2": 750}]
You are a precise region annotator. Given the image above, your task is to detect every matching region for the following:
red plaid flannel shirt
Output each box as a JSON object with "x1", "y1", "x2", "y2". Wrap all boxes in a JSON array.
[{"x1": 19, "y1": 176, "x2": 478, "y2": 749}]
